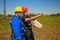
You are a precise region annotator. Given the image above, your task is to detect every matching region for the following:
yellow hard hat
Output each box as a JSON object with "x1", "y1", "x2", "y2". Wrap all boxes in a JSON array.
[{"x1": 14, "y1": 6, "x2": 23, "y2": 12}]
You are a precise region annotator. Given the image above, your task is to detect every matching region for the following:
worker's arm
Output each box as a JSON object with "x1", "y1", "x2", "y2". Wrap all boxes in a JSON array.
[{"x1": 25, "y1": 14, "x2": 43, "y2": 22}]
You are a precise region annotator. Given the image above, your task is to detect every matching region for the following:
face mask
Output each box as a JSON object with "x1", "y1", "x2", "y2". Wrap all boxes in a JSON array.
[
  {"x1": 25, "y1": 13, "x2": 28, "y2": 15},
  {"x1": 19, "y1": 13, "x2": 23, "y2": 18}
]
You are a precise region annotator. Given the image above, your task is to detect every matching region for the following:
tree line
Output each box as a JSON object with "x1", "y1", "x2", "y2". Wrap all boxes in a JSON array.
[{"x1": 0, "y1": 13, "x2": 60, "y2": 17}]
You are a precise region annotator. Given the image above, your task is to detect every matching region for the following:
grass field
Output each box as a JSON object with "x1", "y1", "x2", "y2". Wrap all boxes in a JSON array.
[{"x1": 0, "y1": 16, "x2": 60, "y2": 40}]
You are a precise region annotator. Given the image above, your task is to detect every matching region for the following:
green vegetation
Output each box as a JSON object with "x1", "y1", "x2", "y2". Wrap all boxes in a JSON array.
[
  {"x1": 37, "y1": 16, "x2": 60, "y2": 28},
  {"x1": 0, "y1": 19, "x2": 10, "y2": 30},
  {"x1": 0, "y1": 13, "x2": 60, "y2": 40}
]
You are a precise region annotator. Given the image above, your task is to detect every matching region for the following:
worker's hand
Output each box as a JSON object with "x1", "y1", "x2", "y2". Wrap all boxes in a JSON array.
[{"x1": 37, "y1": 13, "x2": 44, "y2": 16}]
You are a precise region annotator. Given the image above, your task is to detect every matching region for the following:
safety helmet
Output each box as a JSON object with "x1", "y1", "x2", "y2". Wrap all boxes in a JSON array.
[
  {"x1": 14, "y1": 6, "x2": 23, "y2": 12},
  {"x1": 22, "y1": 6, "x2": 28, "y2": 12}
]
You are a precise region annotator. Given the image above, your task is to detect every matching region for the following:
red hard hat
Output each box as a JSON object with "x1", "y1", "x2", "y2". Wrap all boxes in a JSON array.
[{"x1": 22, "y1": 6, "x2": 28, "y2": 12}]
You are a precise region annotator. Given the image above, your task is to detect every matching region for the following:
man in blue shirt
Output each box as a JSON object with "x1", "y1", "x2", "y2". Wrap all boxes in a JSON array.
[{"x1": 10, "y1": 6, "x2": 24, "y2": 40}]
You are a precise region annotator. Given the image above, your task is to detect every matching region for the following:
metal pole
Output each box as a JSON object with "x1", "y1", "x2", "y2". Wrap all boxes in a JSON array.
[{"x1": 3, "y1": 0, "x2": 6, "y2": 19}]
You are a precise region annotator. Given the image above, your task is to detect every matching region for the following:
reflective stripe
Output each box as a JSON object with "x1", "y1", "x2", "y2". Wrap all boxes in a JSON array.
[{"x1": 16, "y1": 37, "x2": 22, "y2": 39}]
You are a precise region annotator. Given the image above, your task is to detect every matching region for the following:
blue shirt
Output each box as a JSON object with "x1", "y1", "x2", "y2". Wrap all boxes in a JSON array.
[{"x1": 10, "y1": 15, "x2": 24, "y2": 39}]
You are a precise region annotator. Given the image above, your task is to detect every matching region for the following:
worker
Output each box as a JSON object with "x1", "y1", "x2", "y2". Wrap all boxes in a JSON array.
[
  {"x1": 21, "y1": 6, "x2": 34, "y2": 40},
  {"x1": 10, "y1": 6, "x2": 24, "y2": 40},
  {"x1": 19, "y1": 6, "x2": 42, "y2": 40}
]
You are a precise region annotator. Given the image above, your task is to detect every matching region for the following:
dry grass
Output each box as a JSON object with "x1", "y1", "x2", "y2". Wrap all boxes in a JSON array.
[{"x1": 0, "y1": 16, "x2": 60, "y2": 40}]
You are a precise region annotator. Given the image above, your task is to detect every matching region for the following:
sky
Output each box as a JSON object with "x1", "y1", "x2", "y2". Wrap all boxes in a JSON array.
[{"x1": 0, "y1": 0, "x2": 60, "y2": 15}]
